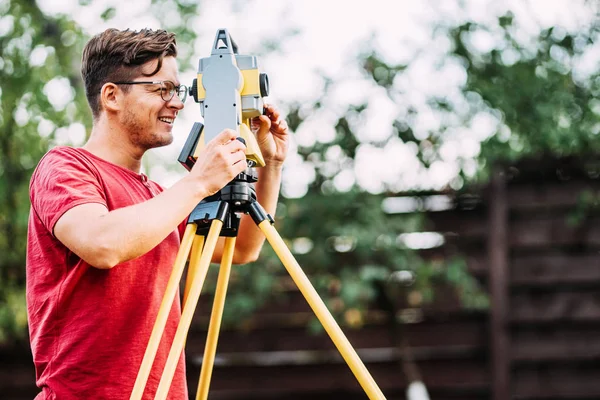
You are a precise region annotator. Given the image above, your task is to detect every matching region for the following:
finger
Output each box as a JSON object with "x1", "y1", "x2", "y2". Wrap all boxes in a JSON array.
[
  {"x1": 273, "y1": 119, "x2": 288, "y2": 134},
  {"x1": 215, "y1": 128, "x2": 238, "y2": 144},
  {"x1": 251, "y1": 117, "x2": 264, "y2": 131},
  {"x1": 254, "y1": 114, "x2": 270, "y2": 125},
  {"x1": 224, "y1": 139, "x2": 246, "y2": 153},
  {"x1": 253, "y1": 114, "x2": 270, "y2": 131},
  {"x1": 230, "y1": 150, "x2": 247, "y2": 166},
  {"x1": 269, "y1": 117, "x2": 287, "y2": 133},
  {"x1": 255, "y1": 115, "x2": 272, "y2": 142},
  {"x1": 263, "y1": 103, "x2": 277, "y2": 114},
  {"x1": 264, "y1": 104, "x2": 280, "y2": 121}
]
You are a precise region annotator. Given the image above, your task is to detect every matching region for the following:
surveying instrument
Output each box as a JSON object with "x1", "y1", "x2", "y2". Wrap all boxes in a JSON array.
[{"x1": 129, "y1": 29, "x2": 386, "y2": 400}]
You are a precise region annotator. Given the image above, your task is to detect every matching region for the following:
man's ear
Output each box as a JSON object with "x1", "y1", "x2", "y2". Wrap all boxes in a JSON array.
[{"x1": 100, "y1": 82, "x2": 121, "y2": 113}]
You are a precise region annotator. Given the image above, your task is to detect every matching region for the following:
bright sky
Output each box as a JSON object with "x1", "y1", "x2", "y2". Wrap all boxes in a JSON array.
[{"x1": 37, "y1": 0, "x2": 598, "y2": 197}]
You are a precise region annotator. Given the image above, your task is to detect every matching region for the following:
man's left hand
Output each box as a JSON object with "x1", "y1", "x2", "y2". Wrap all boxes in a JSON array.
[{"x1": 251, "y1": 104, "x2": 289, "y2": 168}]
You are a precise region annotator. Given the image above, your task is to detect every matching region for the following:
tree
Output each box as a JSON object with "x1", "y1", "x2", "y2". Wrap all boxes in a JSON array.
[
  {"x1": 357, "y1": 9, "x2": 600, "y2": 184},
  {"x1": 453, "y1": 14, "x2": 600, "y2": 180},
  {"x1": 0, "y1": 0, "x2": 90, "y2": 342}
]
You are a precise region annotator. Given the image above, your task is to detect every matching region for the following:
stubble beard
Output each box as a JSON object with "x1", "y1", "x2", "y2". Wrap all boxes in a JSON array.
[{"x1": 122, "y1": 108, "x2": 174, "y2": 151}]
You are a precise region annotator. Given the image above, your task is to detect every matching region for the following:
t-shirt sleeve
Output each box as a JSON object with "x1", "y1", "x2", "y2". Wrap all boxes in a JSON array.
[
  {"x1": 178, "y1": 219, "x2": 188, "y2": 241},
  {"x1": 29, "y1": 148, "x2": 108, "y2": 236}
]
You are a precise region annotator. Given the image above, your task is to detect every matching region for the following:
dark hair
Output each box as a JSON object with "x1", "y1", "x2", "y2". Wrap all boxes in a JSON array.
[{"x1": 81, "y1": 28, "x2": 178, "y2": 119}]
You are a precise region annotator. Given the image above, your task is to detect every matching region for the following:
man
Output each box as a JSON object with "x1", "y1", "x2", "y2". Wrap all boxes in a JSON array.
[{"x1": 26, "y1": 28, "x2": 289, "y2": 400}]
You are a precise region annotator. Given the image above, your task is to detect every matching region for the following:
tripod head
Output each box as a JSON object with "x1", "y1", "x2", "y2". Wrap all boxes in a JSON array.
[{"x1": 178, "y1": 28, "x2": 270, "y2": 171}]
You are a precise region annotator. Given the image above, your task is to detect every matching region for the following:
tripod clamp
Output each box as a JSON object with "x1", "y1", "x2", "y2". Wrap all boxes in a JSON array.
[{"x1": 188, "y1": 179, "x2": 274, "y2": 237}]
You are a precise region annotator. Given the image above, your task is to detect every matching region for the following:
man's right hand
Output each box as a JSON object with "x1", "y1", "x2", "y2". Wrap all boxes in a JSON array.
[{"x1": 188, "y1": 129, "x2": 247, "y2": 198}]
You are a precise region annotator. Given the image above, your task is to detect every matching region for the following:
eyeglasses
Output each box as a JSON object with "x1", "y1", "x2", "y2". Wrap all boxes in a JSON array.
[{"x1": 113, "y1": 80, "x2": 188, "y2": 103}]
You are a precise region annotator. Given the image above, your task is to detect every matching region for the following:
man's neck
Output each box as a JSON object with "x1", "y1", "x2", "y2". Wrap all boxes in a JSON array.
[{"x1": 83, "y1": 118, "x2": 144, "y2": 173}]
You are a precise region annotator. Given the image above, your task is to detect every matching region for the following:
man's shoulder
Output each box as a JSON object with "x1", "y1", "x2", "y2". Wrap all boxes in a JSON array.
[
  {"x1": 34, "y1": 146, "x2": 82, "y2": 171},
  {"x1": 40, "y1": 145, "x2": 85, "y2": 163},
  {"x1": 31, "y1": 146, "x2": 98, "y2": 187}
]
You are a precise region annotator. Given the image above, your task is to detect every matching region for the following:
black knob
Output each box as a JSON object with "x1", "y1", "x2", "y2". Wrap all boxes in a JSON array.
[
  {"x1": 259, "y1": 73, "x2": 269, "y2": 97},
  {"x1": 190, "y1": 78, "x2": 198, "y2": 102}
]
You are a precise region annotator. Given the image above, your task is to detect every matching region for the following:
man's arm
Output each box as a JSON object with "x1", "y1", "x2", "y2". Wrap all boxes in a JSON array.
[{"x1": 54, "y1": 129, "x2": 247, "y2": 269}]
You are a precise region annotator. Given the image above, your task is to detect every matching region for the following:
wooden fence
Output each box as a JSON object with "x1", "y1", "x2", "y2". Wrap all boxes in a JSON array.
[
  {"x1": 420, "y1": 157, "x2": 600, "y2": 400},
  {"x1": 2, "y1": 157, "x2": 600, "y2": 399}
]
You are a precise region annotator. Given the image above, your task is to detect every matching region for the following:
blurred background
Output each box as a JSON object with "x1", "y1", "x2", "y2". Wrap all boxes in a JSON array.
[{"x1": 2, "y1": 0, "x2": 600, "y2": 399}]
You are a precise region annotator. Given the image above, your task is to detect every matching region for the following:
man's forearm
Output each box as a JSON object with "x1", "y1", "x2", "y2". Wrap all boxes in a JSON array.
[
  {"x1": 85, "y1": 176, "x2": 207, "y2": 268},
  {"x1": 255, "y1": 164, "x2": 283, "y2": 217},
  {"x1": 233, "y1": 165, "x2": 283, "y2": 263}
]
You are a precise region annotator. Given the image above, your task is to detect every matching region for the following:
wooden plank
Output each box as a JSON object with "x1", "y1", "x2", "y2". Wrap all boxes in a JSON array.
[
  {"x1": 0, "y1": 344, "x2": 38, "y2": 400},
  {"x1": 189, "y1": 286, "x2": 477, "y2": 335},
  {"x1": 511, "y1": 290, "x2": 600, "y2": 323},
  {"x1": 464, "y1": 251, "x2": 600, "y2": 286},
  {"x1": 488, "y1": 168, "x2": 510, "y2": 400},
  {"x1": 422, "y1": 212, "x2": 600, "y2": 249},
  {"x1": 187, "y1": 357, "x2": 489, "y2": 396},
  {"x1": 507, "y1": 180, "x2": 600, "y2": 210},
  {"x1": 418, "y1": 198, "x2": 600, "y2": 249},
  {"x1": 513, "y1": 363, "x2": 600, "y2": 399},
  {"x1": 512, "y1": 326, "x2": 600, "y2": 362},
  {"x1": 386, "y1": 178, "x2": 600, "y2": 214},
  {"x1": 187, "y1": 313, "x2": 487, "y2": 355},
  {"x1": 509, "y1": 217, "x2": 600, "y2": 248},
  {"x1": 0, "y1": 364, "x2": 38, "y2": 400},
  {"x1": 510, "y1": 253, "x2": 600, "y2": 287},
  {"x1": 187, "y1": 345, "x2": 483, "y2": 367},
  {"x1": 205, "y1": 388, "x2": 489, "y2": 400},
  {"x1": 501, "y1": 156, "x2": 600, "y2": 184},
  {"x1": 424, "y1": 210, "x2": 487, "y2": 238}
]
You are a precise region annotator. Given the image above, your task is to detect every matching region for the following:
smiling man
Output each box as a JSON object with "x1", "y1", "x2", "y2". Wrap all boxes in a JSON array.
[{"x1": 26, "y1": 28, "x2": 289, "y2": 400}]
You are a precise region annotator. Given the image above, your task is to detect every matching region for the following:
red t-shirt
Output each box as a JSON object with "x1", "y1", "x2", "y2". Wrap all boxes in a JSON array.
[{"x1": 27, "y1": 146, "x2": 188, "y2": 400}]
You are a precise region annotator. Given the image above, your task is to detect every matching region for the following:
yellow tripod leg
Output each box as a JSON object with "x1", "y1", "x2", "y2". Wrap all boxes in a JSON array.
[
  {"x1": 130, "y1": 223, "x2": 197, "y2": 400},
  {"x1": 184, "y1": 235, "x2": 205, "y2": 307},
  {"x1": 258, "y1": 221, "x2": 386, "y2": 400},
  {"x1": 196, "y1": 236, "x2": 236, "y2": 400},
  {"x1": 154, "y1": 220, "x2": 224, "y2": 400}
]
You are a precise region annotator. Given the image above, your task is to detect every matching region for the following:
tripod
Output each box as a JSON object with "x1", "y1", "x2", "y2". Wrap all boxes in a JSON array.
[{"x1": 129, "y1": 167, "x2": 387, "y2": 400}]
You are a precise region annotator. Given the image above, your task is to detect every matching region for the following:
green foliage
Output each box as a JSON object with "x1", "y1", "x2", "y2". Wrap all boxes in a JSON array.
[
  {"x1": 359, "y1": 12, "x2": 600, "y2": 184},
  {"x1": 148, "y1": 0, "x2": 201, "y2": 69},
  {"x1": 261, "y1": 188, "x2": 430, "y2": 329},
  {"x1": 362, "y1": 54, "x2": 407, "y2": 90},
  {"x1": 450, "y1": 16, "x2": 600, "y2": 181},
  {"x1": 0, "y1": 0, "x2": 90, "y2": 343},
  {"x1": 197, "y1": 259, "x2": 277, "y2": 327},
  {"x1": 567, "y1": 188, "x2": 600, "y2": 226}
]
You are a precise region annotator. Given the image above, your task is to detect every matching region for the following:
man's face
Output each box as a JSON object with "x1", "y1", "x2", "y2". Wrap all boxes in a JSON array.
[{"x1": 119, "y1": 56, "x2": 185, "y2": 150}]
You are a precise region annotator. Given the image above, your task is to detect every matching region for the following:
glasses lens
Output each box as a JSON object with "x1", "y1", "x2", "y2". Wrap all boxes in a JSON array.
[
  {"x1": 177, "y1": 85, "x2": 188, "y2": 102},
  {"x1": 160, "y1": 81, "x2": 176, "y2": 102}
]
